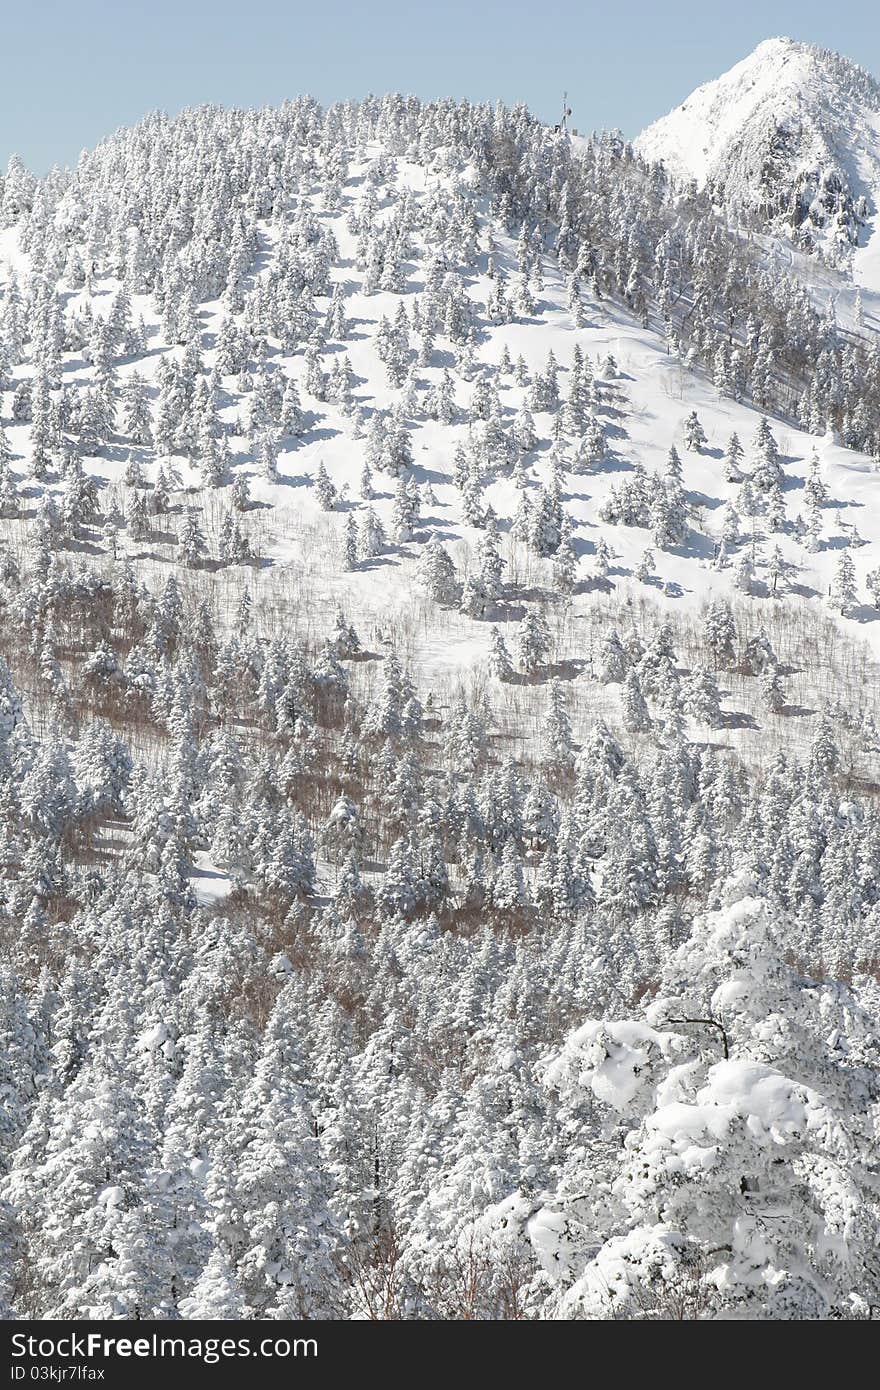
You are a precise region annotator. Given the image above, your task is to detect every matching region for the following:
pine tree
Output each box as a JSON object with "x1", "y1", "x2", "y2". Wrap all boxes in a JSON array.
[
  {"x1": 416, "y1": 537, "x2": 458, "y2": 605},
  {"x1": 683, "y1": 411, "x2": 707, "y2": 452},
  {"x1": 620, "y1": 668, "x2": 651, "y2": 732},
  {"x1": 487, "y1": 626, "x2": 514, "y2": 683},
  {"x1": 704, "y1": 598, "x2": 736, "y2": 668},
  {"x1": 761, "y1": 662, "x2": 786, "y2": 714},
  {"x1": 682, "y1": 667, "x2": 722, "y2": 728},
  {"x1": 734, "y1": 552, "x2": 755, "y2": 595},
  {"x1": 596, "y1": 629, "x2": 627, "y2": 684},
  {"x1": 122, "y1": 372, "x2": 152, "y2": 445},
  {"x1": 259, "y1": 430, "x2": 279, "y2": 482},
  {"x1": 723, "y1": 432, "x2": 744, "y2": 481},
  {"x1": 391, "y1": 476, "x2": 419, "y2": 543},
  {"x1": 635, "y1": 547, "x2": 655, "y2": 584},
  {"x1": 806, "y1": 499, "x2": 824, "y2": 553},
  {"x1": 751, "y1": 416, "x2": 783, "y2": 492},
  {"x1": 829, "y1": 551, "x2": 858, "y2": 614},
  {"x1": 541, "y1": 679, "x2": 575, "y2": 773},
  {"x1": 176, "y1": 509, "x2": 205, "y2": 568},
  {"x1": 459, "y1": 574, "x2": 489, "y2": 619},
  {"x1": 343, "y1": 514, "x2": 359, "y2": 571},
  {"x1": 491, "y1": 838, "x2": 529, "y2": 914},
  {"x1": 357, "y1": 507, "x2": 385, "y2": 560},
  {"x1": 517, "y1": 611, "x2": 550, "y2": 674},
  {"x1": 315, "y1": 462, "x2": 337, "y2": 512},
  {"x1": 231, "y1": 472, "x2": 251, "y2": 512},
  {"x1": 552, "y1": 514, "x2": 578, "y2": 595}
]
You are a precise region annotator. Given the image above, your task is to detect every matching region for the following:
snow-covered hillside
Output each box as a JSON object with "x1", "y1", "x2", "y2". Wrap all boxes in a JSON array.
[
  {"x1": 636, "y1": 37, "x2": 880, "y2": 271},
  {"x1": 0, "y1": 87, "x2": 878, "y2": 1322}
]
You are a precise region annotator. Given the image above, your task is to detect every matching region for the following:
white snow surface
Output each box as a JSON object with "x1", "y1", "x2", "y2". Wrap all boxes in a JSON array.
[{"x1": 645, "y1": 1060, "x2": 823, "y2": 1153}]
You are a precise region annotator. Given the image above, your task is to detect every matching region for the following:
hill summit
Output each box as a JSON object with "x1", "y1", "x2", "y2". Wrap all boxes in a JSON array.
[{"x1": 635, "y1": 36, "x2": 880, "y2": 265}]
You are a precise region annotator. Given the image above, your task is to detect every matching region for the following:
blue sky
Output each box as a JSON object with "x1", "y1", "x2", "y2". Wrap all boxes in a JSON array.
[{"x1": 4, "y1": 0, "x2": 880, "y2": 173}]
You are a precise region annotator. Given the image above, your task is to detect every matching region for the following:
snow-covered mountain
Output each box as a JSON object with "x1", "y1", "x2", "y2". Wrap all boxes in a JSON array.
[
  {"x1": 635, "y1": 36, "x2": 880, "y2": 268},
  {"x1": 1, "y1": 75, "x2": 880, "y2": 1323}
]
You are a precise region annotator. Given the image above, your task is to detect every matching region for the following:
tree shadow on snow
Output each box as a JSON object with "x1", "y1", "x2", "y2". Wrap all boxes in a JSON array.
[
  {"x1": 720, "y1": 709, "x2": 758, "y2": 730},
  {"x1": 847, "y1": 603, "x2": 880, "y2": 624}
]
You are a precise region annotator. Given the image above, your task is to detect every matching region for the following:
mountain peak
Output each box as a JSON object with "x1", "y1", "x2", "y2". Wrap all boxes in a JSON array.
[{"x1": 634, "y1": 37, "x2": 880, "y2": 266}]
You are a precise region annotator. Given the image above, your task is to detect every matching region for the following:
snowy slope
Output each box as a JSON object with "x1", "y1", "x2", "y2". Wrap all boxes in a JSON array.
[
  {"x1": 2, "y1": 140, "x2": 879, "y2": 777},
  {"x1": 635, "y1": 37, "x2": 880, "y2": 270}
]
